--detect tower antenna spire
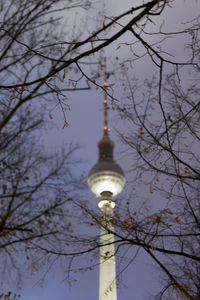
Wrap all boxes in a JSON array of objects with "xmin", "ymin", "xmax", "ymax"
[{"xmin": 103, "ymin": 57, "xmax": 109, "ymax": 136}]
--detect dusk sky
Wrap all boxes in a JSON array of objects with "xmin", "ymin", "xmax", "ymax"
[
  {"xmin": 16, "ymin": 88, "xmax": 160, "ymax": 300},
  {"xmin": 2, "ymin": 0, "xmax": 200, "ymax": 299}
]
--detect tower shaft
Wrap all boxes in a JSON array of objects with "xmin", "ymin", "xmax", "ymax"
[{"xmin": 99, "ymin": 195, "xmax": 117, "ymax": 300}]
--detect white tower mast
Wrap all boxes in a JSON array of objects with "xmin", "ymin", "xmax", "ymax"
[{"xmin": 88, "ymin": 58, "xmax": 125, "ymax": 300}]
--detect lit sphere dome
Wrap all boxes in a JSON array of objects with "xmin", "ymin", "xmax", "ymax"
[
  {"xmin": 88, "ymin": 162, "xmax": 125, "ymax": 197},
  {"xmin": 88, "ymin": 135, "xmax": 125, "ymax": 197}
]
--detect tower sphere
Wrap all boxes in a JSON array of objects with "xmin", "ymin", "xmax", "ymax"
[{"xmin": 88, "ymin": 134, "xmax": 125, "ymax": 198}]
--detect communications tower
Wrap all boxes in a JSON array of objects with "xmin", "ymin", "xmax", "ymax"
[{"xmin": 88, "ymin": 59, "xmax": 125, "ymax": 300}]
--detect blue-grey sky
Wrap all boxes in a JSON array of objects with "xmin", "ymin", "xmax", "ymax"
[
  {"xmin": 15, "ymin": 87, "xmax": 160, "ymax": 300},
  {"xmin": 4, "ymin": 0, "xmax": 200, "ymax": 299}
]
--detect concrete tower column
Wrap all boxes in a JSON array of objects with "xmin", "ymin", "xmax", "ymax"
[{"xmin": 99, "ymin": 192, "xmax": 117, "ymax": 300}]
